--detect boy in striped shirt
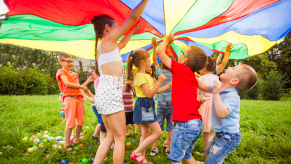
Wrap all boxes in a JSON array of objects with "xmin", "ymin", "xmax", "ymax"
[{"xmin": 123, "ymin": 81, "xmax": 137, "ymax": 136}]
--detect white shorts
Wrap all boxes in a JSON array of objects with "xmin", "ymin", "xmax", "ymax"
[{"xmin": 95, "ymin": 75, "xmax": 124, "ymax": 115}]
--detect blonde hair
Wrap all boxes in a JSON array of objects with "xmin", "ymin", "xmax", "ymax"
[
  {"xmin": 126, "ymin": 50, "xmax": 150, "ymax": 81},
  {"xmin": 236, "ymin": 64, "xmax": 258, "ymax": 92},
  {"xmin": 58, "ymin": 52, "xmax": 72, "ymax": 61}
]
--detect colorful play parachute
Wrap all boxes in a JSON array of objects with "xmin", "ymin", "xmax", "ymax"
[{"xmin": 1, "ymin": 0, "xmax": 291, "ymax": 63}]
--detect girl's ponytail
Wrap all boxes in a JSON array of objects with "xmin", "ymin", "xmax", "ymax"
[
  {"xmin": 94, "ymin": 34, "xmax": 100, "ymax": 76},
  {"xmin": 126, "ymin": 51, "xmax": 134, "ymax": 81}
]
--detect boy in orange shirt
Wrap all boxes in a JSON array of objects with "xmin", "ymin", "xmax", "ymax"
[{"xmin": 56, "ymin": 52, "xmax": 87, "ymax": 153}]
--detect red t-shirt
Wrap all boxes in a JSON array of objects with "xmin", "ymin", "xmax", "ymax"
[
  {"xmin": 56, "ymin": 69, "xmax": 81, "ymax": 99},
  {"xmin": 169, "ymin": 60, "xmax": 202, "ymax": 121}
]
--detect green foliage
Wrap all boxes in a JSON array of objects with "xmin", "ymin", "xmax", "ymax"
[
  {"xmin": 261, "ymin": 70, "xmax": 288, "ymax": 100},
  {"xmin": 0, "ymin": 67, "xmax": 59, "ymax": 95},
  {"xmin": 0, "ymin": 95, "xmax": 291, "ymax": 163},
  {"xmin": 239, "ymin": 79, "xmax": 261, "ymax": 100}
]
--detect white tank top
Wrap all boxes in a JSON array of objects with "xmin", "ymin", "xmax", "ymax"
[{"xmin": 98, "ymin": 38, "xmax": 122, "ymax": 74}]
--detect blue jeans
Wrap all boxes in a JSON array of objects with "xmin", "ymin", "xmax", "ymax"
[
  {"xmin": 92, "ymin": 105, "xmax": 102, "ymax": 124},
  {"xmin": 157, "ymin": 101, "xmax": 174, "ymax": 132},
  {"xmin": 205, "ymin": 132, "xmax": 241, "ymax": 164},
  {"xmin": 168, "ymin": 119, "xmax": 202, "ymax": 162}
]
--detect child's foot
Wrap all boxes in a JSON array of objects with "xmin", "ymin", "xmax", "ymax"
[
  {"xmin": 149, "ymin": 148, "xmax": 159, "ymax": 156},
  {"xmin": 63, "ymin": 144, "xmax": 76, "ymax": 153},
  {"xmin": 73, "ymin": 140, "xmax": 84, "ymax": 147},
  {"xmin": 91, "ymin": 135, "xmax": 100, "ymax": 143},
  {"xmin": 134, "ymin": 131, "xmax": 138, "ymax": 135},
  {"xmin": 196, "ymin": 152, "xmax": 207, "ymax": 158},
  {"xmin": 163, "ymin": 141, "xmax": 168, "ymax": 147},
  {"xmin": 126, "ymin": 133, "xmax": 130, "ymax": 137},
  {"xmin": 103, "ymin": 154, "xmax": 108, "ymax": 161},
  {"xmin": 130, "ymin": 151, "xmax": 152, "ymax": 164},
  {"xmin": 165, "ymin": 149, "xmax": 170, "ymax": 156}
]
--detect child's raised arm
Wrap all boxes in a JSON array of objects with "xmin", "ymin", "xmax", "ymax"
[
  {"xmin": 152, "ymin": 37, "xmax": 159, "ymax": 68},
  {"xmin": 140, "ymin": 74, "xmax": 167, "ymax": 98},
  {"xmin": 156, "ymin": 33, "xmax": 175, "ymax": 70},
  {"xmin": 156, "ymin": 81, "xmax": 172, "ymax": 94},
  {"xmin": 60, "ymin": 75, "xmax": 87, "ymax": 90},
  {"xmin": 118, "ymin": 24, "xmax": 141, "ymax": 50},
  {"xmin": 107, "ymin": 0, "xmax": 149, "ymax": 43},
  {"xmin": 212, "ymin": 81, "xmax": 230, "ymax": 119},
  {"xmin": 216, "ymin": 43, "xmax": 233, "ymax": 74}
]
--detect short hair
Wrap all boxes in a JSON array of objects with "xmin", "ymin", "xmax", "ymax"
[
  {"xmin": 205, "ymin": 56, "xmax": 216, "ymax": 72},
  {"xmin": 162, "ymin": 55, "xmax": 176, "ymax": 70},
  {"xmin": 186, "ymin": 46, "xmax": 207, "ymax": 72},
  {"xmin": 236, "ymin": 64, "xmax": 258, "ymax": 92},
  {"xmin": 87, "ymin": 71, "xmax": 95, "ymax": 78},
  {"xmin": 125, "ymin": 82, "xmax": 132, "ymax": 92},
  {"xmin": 58, "ymin": 52, "xmax": 72, "ymax": 61}
]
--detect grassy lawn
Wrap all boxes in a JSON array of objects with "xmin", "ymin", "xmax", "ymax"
[{"xmin": 0, "ymin": 95, "xmax": 290, "ymax": 164}]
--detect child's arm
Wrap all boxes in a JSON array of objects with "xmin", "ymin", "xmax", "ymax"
[
  {"xmin": 166, "ymin": 44, "xmax": 173, "ymax": 57},
  {"xmin": 130, "ymin": 81, "xmax": 137, "ymax": 95},
  {"xmin": 118, "ymin": 24, "xmax": 141, "ymax": 50},
  {"xmin": 156, "ymin": 33, "xmax": 175, "ymax": 70},
  {"xmin": 140, "ymin": 74, "xmax": 167, "ymax": 98},
  {"xmin": 107, "ymin": 0, "xmax": 149, "ymax": 42},
  {"xmin": 197, "ymin": 78, "xmax": 211, "ymax": 92},
  {"xmin": 216, "ymin": 43, "xmax": 233, "ymax": 74},
  {"xmin": 156, "ymin": 81, "xmax": 172, "ymax": 94},
  {"xmin": 82, "ymin": 76, "xmax": 94, "ymax": 86},
  {"xmin": 152, "ymin": 37, "xmax": 159, "ymax": 68},
  {"xmin": 80, "ymin": 89, "xmax": 94, "ymax": 104},
  {"xmin": 85, "ymin": 89, "xmax": 95, "ymax": 98},
  {"xmin": 60, "ymin": 75, "xmax": 87, "ymax": 90},
  {"xmin": 212, "ymin": 81, "xmax": 230, "ymax": 119}
]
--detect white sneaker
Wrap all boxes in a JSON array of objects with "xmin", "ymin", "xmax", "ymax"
[{"xmin": 150, "ymin": 148, "xmax": 159, "ymax": 156}]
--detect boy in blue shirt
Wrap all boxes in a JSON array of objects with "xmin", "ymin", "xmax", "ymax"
[{"xmin": 199, "ymin": 64, "xmax": 258, "ymax": 164}]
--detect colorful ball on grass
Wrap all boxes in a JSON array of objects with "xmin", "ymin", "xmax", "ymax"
[
  {"xmin": 44, "ymin": 131, "xmax": 49, "ymax": 134},
  {"xmin": 132, "ymin": 141, "xmax": 136, "ymax": 144},
  {"xmin": 82, "ymin": 158, "xmax": 89, "ymax": 163},
  {"xmin": 52, "ymin": 145, "xmax": 58, "ymax": 149},
  {"xmin": 32, "ymin": 146, "xmax": 38, "ymax": 151},
  {"xmin": 32, "ymin": 142, "xmax": 38, "ymax": 146},
  {"xmin": 27, "ymin": 148, "xmax": 34, "ymax": 153},
  {"xmin": 79, "ymin": 136, "xmax": 84, "ymax": 140},
  {"xmin": 43, "ymin": 139, "xmax": 48, "ymax": 143},
  {"xmin": 25, "ymin": 133, "xmax": 30, "ymax": 137},
  {"xmin": 22, "ymin": 140, "xmax": 28, "ymax": 144},
  {"xmin": 41, "ymin": 137, "xmax": 46, "ymax": 141},
  {"xmin": 46, "ymin": 154, "xmax": 51, "ymax": 160},
  {"xmin": 43, "ymin": 135, "xmax": 49, "ymax": 138},
  {"xmin": 59, "ymin": 131, "xmax": 63, "ymax": 134},
  {"xmin": 39, "ymin": 145, "xmax": 44, "ymax": 148},
  {"xmin": 73, "ymin": 146, "xmax": 79, "ymax": 151},
  {"xmin": 61, "ymin": 159, "xmax": 68, "ymax": 164},
  {"xmin": 91, "ymin": 158, "xmax": 94, "ymax": 163},
  {"xmin": 80, "ymin": 133, "xmax": 84, "ymax": 136},
  {"xmin": 126, "ymin": 142, "xmax": 131, "ymax": 147},
  {"xmin": 88, "ymin": 146, "xmax": 93, "ymax": 150},
  {"xmin": 0, "ymin": 152, "xmax": 2, "ymax": 155},
  {"xmin": 31, "ymin": 136, "xmax": 37, "ymax": 140}
]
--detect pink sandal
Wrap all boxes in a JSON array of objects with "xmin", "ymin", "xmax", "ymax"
[{"xmin": 130, "ymin": 151, "xmax": 152, "ymax": 164}]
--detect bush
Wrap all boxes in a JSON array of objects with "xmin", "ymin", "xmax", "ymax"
[
  {"xmin": 0, "ymin": 67, "xmax": 59, "ymax": 95},
  {"xmin": 261, "ymin": 69, "xmax": 288, "ymax": 100},
  {"xmin": 239, "ymin": 78, "xmax": 261, "ymax": 100}
]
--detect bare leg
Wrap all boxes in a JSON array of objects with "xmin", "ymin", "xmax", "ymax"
[
  {"xmin": 126, "ymin": 125, "xmax": 129, "ymax": 135},
  {"xmin": 132, "ymin": 124, "xmax": 136, "ymax": 133},
  {"xmin": 61, "ymin": 116, "xmax": 65, "ymax": 124},
  {"xmin": 152, "ymin": 139, "xmax": 158, "ymax": 150},
  {"xmin": 93, "ymin": 124, "xmax": 101, "ymax": 137},
  {"xmin": 203, "ymin": 130, "xmax": 213, "ymax": 157},
  {"xmin": 73, "ymin": 125, "xmax": 82, "ymax": 143},
  {"xmin": 64, "ymin": 127, "xmax": 75, "ymax": 152},
  {"xmin": 166, "ymin": 131, "xmax": 173, "ymax": 152},
  {"xmin": 100, "ymin": 131, "xmax": 106, "ymax": 143},
  {"xmin": 137, "ymin": 124, "xmax": 142, "ymax": 134},
  {"xmin": 94, "ymin": 111, "xmax": 126, "ymax": 164},
  {"xmin": 184, "ymin": 156, "xmax": 201, "ymax": 164},
  {"xmin": 133, "ymin": 122, "xmax": 162, "ymax": 162}
]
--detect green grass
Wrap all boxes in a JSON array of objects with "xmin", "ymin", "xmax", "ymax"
[{"xmin": 0, "ymin": 95, "xmax": 290, "ymax": 164}]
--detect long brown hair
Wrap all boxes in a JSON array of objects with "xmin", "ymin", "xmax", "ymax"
[
  {"xmin": 91, "ymin": 15, "xmax": 115, "ymax": 76},
  {"xmin": 205, "ymin": 56, "xmax": 217, "ymax": 72},
  {"xmin": 126, "ymin": 50, "xmax": 150, "ymax": 81}
]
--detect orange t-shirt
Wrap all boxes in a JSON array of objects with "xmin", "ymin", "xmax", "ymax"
[{"xmin": 56, "ymin": 69, "xmax": 81, "ymax": 98}]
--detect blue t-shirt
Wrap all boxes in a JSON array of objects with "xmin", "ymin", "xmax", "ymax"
[
  {"xmin": 209, "ymin": 85, "xmax": 240, "ymax": 133},
  {"xmin": 155, "ymin": 65, "xmax": 172, "ymax": 102}
]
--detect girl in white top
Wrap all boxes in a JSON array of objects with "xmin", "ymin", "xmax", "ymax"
[{"xmin": 91, "ymin": 1, "xmax": 149, "ymax": 163}]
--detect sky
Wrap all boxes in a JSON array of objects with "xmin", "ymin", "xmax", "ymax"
[{"xmin": 0, "ymin": 0, "xmax": 9, "ymax": 18}]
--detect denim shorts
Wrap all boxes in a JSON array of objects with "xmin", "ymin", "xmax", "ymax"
[
  {"xmin": 168, "ymin": 119, "xmax": 202, "ymax": 162},
  {"xmin": 92, "ymin": 105, "xmax": 102, "ymax": 124},
  {"xmin": 157, "ymin": 101, "xmax": 174, "ymax": 132},
  {"xmin": 133, "ymin": 97, "xmax": 157, "ymax": 124},
  {"xmin": 205, "ymin": 132, "xmax": 241, "ymax": 164}
]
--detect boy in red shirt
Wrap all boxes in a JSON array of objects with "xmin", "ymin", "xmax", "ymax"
[
  {"xmin": 157, "ymin": 34, "xmax": 207, "ymax": 164},
  {"xmin": 56, "ymin": 52, "xmax": 87, "ymax": 153}
]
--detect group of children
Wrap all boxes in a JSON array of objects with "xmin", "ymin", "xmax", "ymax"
[{"xmin": 55, "ymin": 0, "xmax": 258, "ymax": 163}]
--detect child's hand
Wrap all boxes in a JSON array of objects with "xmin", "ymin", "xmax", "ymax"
[
  {"xmin": 80, "ymin": 89, "xmax": 85, "ymax": 96},
  {"xmin": 151, "ymin": 37, "xmax": 158, "ymax": 48},
  {"xmin": 165, "ymin": 33, "xmax": 175, "ymax": 44},
  {"xmin": 88, "ymin": 76, "xmax": 95, "ymax": 82},
  {"xmin": 132, "ymin": 22, "xmax": 142, "ymax": 32},
  {"xmin": 81, "ymin": 85, "xmax": 88, "ymax": 90},
  {"xmin": 212, "ymin": 80, "xmax": 222, "ymax": 95},
  {"xmin": 58, "ymin": 96, "xmax": 63, "ymax": 102},
  {"xmin": 158, "ymin": 74, "xmax": 167, "ymax": 84},
  {"xmin": 225, "ymin": 43, "xmax": 233, "ymax": 54},
  {"xmin": 166, "ymin": 44, "xmax": 170, "ymax": 50}
]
